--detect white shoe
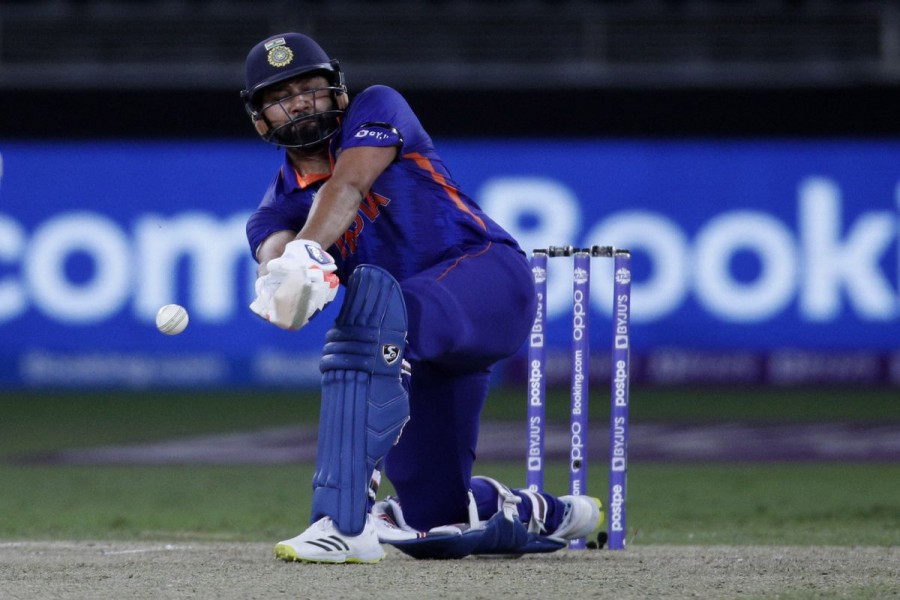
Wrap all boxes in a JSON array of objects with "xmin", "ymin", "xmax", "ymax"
[
  {"xmin": 549, "ymin": 495, "xmax": 604, "ymax": 541},
  {"xmin": 274, "ymin": 515, "xmax": 385, "ymax": 564}
]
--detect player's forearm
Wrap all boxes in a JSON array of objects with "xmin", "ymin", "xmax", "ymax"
[
  {"xmin": 296, "ymin": 179, "xmax": 363, "ymax": 248},
  {"xmin": 257, "ymin": 230, "xmax": 297, "ymax": 277},
  {"xmin": 295, "ymin": 146, "xmax": 396, "ymax": 249}
]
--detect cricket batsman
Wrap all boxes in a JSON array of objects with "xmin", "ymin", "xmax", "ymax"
[{"xmin": 242, "ymin": 32, "xmax": 603, "ymax": 563}]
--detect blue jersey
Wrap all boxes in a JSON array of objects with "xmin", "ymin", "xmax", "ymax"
[{"xmin": 246, "ymin": 85, "xmax": 523, "ymax": 282}]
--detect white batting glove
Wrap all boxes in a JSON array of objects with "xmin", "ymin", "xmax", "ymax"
[
  {"xmin": 250, "ymin": 239, "xmax": 340, "ymax": 331},
  {"xmin": 249, "ymin": 272, "xmax": 281, "ymax": 321}
]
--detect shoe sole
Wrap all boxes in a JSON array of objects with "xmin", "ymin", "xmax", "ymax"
[
  {"xmin": 592, "ymin": 497, "xmax": 606, "ymax": 533},
  {"xmin": 274, "ymin": 542, "xmax": 385, "ymax": 564}
]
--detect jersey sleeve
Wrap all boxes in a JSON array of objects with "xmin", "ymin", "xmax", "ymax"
[
  {"xmin": 338, "ymin": 86, "xmax": 428, "ymax": 153},
  {"xmin": 245, "ymin": 175, "xmax": 300, "ymax": 262}
]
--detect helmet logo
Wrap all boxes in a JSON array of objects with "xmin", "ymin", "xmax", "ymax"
[{"xmin": 264, "ymin": 38, "xmax": 294, "ymax": 68}]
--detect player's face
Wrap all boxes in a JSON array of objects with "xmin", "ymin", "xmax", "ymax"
[
  {"xmin": 259, "ymin": 75, "xmax": 336, "ymax": 145},
  {"xmin": 260, "ymin": 75, "xmax": 334, "ymax": 121}
]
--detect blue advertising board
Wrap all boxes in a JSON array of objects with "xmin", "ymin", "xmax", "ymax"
[{"xmin": 1, "ymin": 139, "xmax": 898, "ymax": 387}]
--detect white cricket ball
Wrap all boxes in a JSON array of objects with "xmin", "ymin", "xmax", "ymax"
[{"xmin": 156, "ymin": 304, "xmax": 189, "ymax": 335}]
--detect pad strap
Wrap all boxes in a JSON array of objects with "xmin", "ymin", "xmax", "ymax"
[{"xmin": 518, "ymin": 489, "xmax": 549, "ymax": 534}]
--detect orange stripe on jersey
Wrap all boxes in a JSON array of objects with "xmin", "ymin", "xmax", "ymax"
[
  {"xmin": 404, "ymin": 152, "xmax": 486, "ymax": 230},
  {"xmin": 294, "ymin": 169, "xmax": 331, "ymax": 189},
  {"xmin": 436, "ymin": 242, "xmax": 492, "ymax": 281}
]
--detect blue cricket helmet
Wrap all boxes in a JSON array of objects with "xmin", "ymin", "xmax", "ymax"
[
  {"xmin": 240, "ymin": 33, "xmax": 347, "ymax": 149},
  {"xmin": 241, "ymin": 33, "xmax": 343, "ymax": 108}
]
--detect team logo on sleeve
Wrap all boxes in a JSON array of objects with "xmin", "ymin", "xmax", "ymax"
[
  {"xmin": 265, "ymin": 38, "xmax": 294, "ymax": 68},
  {"xmin": 350, "ymin": 123, "xmax": 403, "ymax": 146}
]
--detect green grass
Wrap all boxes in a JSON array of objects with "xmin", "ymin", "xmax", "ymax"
[
  {"xmin": 625, "ymin": 463, "xmax": 900, "ymax": 545},
  {"xmin": 0, "ymin": 465, "xmax": 303, "ymax": 541},
  {"xmin": 3, "ymin": 385, "xmax": 898, "ymax": 458},
  {"xmin": 0, "ymin": 390, "xmax": 311, "ymax": 458},
  {"xmin": 0, "ymin": 387, "xmax": 898, "ymax": 545},
  {"xmin": 2, "ymin": 463, "xmax": 897, "ymax": 545}
]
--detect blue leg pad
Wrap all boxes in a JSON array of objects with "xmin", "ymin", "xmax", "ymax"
[
  {"xmin": 388, "ymin": 531, "xmax": 485, "ymax": 560},
  {"xmin": 386, "ymin": 488, "xmax": 530, "ymax": 559},
  {"xmin": 311, "ymin": 265, "xmax": 409, "ymax": 536},
  {"xmin": 471, "ymin": 511, "xmax": 529, "ymax": 555},
  {"xmin": 515, "ymin": 534, "xmax": 567, "ymax": 554},
  {"xmin": 386, "ymin": 516, "xmax": 565, "ymax": 559}
]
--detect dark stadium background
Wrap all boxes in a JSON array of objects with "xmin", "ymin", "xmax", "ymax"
[{"xmin": 3, "ymin": 0, "xmax": 900, "ymax": 140}]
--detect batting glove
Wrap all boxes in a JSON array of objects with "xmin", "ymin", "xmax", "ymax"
[{"xmin": 250, "ymin": 239, "xmax": 340, "ymax": 331}]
